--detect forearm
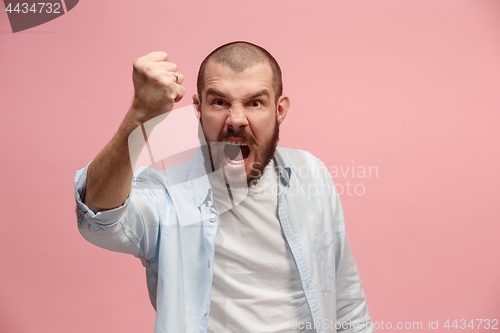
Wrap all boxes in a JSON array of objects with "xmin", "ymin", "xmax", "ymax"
[{"xmin": 84, "ymin": 109, "xmax": 144, "ymax": 212}]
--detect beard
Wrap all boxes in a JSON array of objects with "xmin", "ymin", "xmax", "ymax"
[
  {"xmin": 198, "ymin": 117, "xmax": 280, "ymax": 189},
  {"xmin": 247, "ymin": 121, "xmax": 279, "ymax": 187}
]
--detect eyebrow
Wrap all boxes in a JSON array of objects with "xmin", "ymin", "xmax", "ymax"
[
  {"xmin": 205, "ymin": 88, "xmax": 226, "ymax": 99},
  {"xmin": 249, "ymin": 90, "xmax": 270, "ymax": 100},
  {"xmin": 205, "ymin": 89, "xmax": 270, "ymax": 100}
]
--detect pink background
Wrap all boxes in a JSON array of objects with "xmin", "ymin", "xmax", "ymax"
[{"xmin": 1, "ymin": 0, "xmax": 500, "ymax": 332}]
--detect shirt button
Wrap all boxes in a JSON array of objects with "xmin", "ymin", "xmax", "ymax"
[
  {"xmin": 210, "ymin": 216, "xmax": 216, "ymax": 223},
  {"xmin": 197, "ymin": 199, "xmax": 202, "ymax": 205},
  {"xmin": 203, "ymin": 310, "xmax": 207, "ymax": 316},
  {"xmin": 207, "ymin": 261, "xmax": 210, "ymax": 268}
]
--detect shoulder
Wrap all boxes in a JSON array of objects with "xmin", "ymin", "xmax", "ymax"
[
  {"xmin": 276, "ymin": 146, "xmax": 327, "ymax": 170},
  {"xmin": 275, "ymin": 147, "xmax": 332, "ymax": 187}
]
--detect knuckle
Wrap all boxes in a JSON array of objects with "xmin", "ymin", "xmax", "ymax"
[
  {"xmin": 155, "ymin": 77, "xmax": 174, "ymax": 91},
  {"xmin": 133, "ymin": 58, "xmax": 142, "ymax": 71},
  {"xmin": 142, "ymin": 63, "xmax": 154, "ymax": 75},
  {"xmin": 151, "ymin": 72, "xmax": 164, "ymax": 83}
]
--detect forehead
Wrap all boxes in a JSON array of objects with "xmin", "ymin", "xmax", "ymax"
[{"xmin": 202, "ymin": 61, "xmax": 275, "ymax": 99}]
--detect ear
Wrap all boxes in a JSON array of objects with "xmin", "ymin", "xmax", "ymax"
[
  {"xmin": 276, "ymin": 95, "xmax": 290, "ymax": 125},
  {"xmin": 193, "ymin": 94, "xmax": 201, "ymax": 119}
]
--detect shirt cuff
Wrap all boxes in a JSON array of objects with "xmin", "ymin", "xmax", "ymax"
[{"xmin": 74, "ymin": 161, "xmax": 130, "ymax": 229}]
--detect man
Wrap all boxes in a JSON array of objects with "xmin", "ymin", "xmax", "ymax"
[{"xmin": 75, "ymin": 41, "xmax": 374, "ymax": 333}]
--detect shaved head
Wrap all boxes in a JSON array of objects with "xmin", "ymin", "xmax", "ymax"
[{"xmin": 197, "ymin": 41, "xmax": 283, "ymax": 103}]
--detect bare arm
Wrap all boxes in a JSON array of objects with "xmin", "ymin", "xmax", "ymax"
[{"xmin": 84, "ymin": 51, "xmax": 185, "ymax": 212}]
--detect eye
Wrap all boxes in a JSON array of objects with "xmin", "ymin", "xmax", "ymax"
[
  {"xmin": 249, "ymin": 100, "xmax": 262, "ymax": 107},
  {"xmin": 212, "ymin": 98, "xmax": 226, "ymax": 107}
]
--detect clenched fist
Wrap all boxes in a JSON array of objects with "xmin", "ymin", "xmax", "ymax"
[{"xmin": 130, "ymin": 51, "xmax": 185, "ymax": 123}]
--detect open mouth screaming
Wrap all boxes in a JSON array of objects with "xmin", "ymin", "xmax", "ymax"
[{"xmin": 224, "ymin": 140, "xmax": 251, "ymax": 165}]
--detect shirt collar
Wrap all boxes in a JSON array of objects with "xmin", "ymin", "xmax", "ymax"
[{"xmin": 273, "ymin": 148, "xmax": 292, "ymax": 187}]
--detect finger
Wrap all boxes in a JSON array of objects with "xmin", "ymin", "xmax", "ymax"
[
  {"xmin": 143, "ymin": 61, "xmax": 178, "ymax": 74},
  {"xmin": 146, "ymin": 69, "xmax": 183, "ymax": 86},
  {"xmin": 133, "ymin": 52, "xmax": 169, "ymax": 72},
  {"xmin": 141, "ymin": 51, "xmax": 169, "ymax": 62},
  {"xmin": 172, "ymin": 72, "xmax": 184, "ymax": 85},
  {"xmin": 174, "ymin": 85, "xmax": 186, "ymax": 103}
]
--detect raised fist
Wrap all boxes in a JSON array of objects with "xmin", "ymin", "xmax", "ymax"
[{"xmin": 131, "ymin": 51, "xmax": 185, "ymax": 123}]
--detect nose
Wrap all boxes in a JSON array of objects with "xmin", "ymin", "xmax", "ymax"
[{"xmin": 226, "ymin": 105, "xmax": 248, "ymax": 130}]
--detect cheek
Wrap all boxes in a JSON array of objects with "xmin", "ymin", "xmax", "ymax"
[
  {"xmin": 202, "ymin": 112, "xmax": 227, "ymax": 139},
  {"xmin": 250, "ymin": 117, "xmax": 275, "ymax": 140}
]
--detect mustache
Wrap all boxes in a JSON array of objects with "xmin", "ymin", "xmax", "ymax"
[{"xmin": 217, "ymin": 127, "xmax": 258, "ymax": 147}]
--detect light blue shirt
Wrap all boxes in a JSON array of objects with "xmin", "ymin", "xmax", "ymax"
[{"xmin": 74, "ymin": 147, "xmax": 374, "ymax": 333}]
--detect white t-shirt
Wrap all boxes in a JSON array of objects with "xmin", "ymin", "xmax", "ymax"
[{"xmin": 207, "ymin": 161, "xmax": 314, "ymax": 333}]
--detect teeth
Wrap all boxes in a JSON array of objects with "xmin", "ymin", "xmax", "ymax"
[
  {"xmin": 226, "ymin": 140, "xmax": 247, "ymax": 146},
  {"xmin": 226, "ymin": 150, "xmax": 247, "ymax": 164},
  {"xmin": 227, "ymin": 157, "xmax": 246, "ymax": 165}
]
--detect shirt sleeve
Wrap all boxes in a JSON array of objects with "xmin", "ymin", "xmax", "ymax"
[
  {"xmin": 335, "ymin": 236, "xmax": 374, "ymax": 332},
  {"xmin": 74, "ymin": 162, "xmax": 163, "ymax": 265},
  {"xmin": 332, "ymin": 189, "xmax": 374, "ymax": 332},
  {"xmin": 313, "ymin": 155, "xmax": 374, "ymax": 332}
]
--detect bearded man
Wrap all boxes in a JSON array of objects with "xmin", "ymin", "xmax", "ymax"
[{"xmin": 74, "ymin": 41, "xmax": 374, "ymax": 333}]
